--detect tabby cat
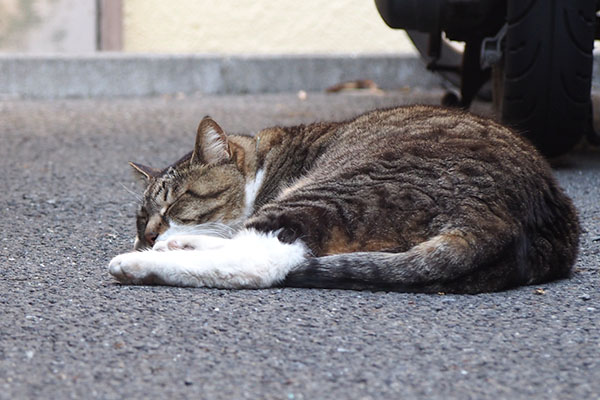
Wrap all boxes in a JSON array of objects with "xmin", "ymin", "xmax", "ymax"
[{"xmin": 109, "ymin": 105, "xmax": 580, "ymax": 293}]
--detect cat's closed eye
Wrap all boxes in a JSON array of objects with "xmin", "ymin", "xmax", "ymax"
[{"xmin": 168, "ymin": 200, "xmax": 220, "ymax": 223}]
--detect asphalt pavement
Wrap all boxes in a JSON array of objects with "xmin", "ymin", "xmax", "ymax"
[{"xmin": 1, "ymin": 90, "xmax": 599, "ymax": 399}]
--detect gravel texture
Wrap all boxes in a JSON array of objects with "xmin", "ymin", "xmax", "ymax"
[{"xmin": 1, "ymin": 91, "xmax": 599, "ymax": 399}]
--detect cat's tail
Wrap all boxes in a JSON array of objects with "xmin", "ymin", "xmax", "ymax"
[{"xmin": 284, "ymin": 230, "xmax": 525, "ymax": 293}]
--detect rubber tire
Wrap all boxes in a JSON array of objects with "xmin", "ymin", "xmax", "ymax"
[{"xmin": 500, "ymin": 0, "xmax": 596, "ymax": 157}]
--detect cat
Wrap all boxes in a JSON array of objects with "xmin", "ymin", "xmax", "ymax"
[{"xmin": 109, "ymin": 105, "xmax": 580, "ymax": 293}]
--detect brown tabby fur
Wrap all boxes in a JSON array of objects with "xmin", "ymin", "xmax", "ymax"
[{"xmin": 130, "ymin": 105, "xmax": 580, "ymax": 293}]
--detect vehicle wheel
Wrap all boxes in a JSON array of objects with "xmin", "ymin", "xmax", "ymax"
[{"xmin": 499, "ymin": 0, "xmax": 597, "ymax": 157}]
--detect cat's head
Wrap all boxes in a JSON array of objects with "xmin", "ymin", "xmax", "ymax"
[{"xmin": 129, "ymin": 117, "xmax": 249, "ymax": 250}]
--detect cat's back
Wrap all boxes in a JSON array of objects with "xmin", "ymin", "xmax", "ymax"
[
  {"xmin": 328, "ymin": 105, "xmax": 535, "ymax": 163},
  {"xmin": 313, "ymin": 105, "xmax": 551, "ymax": 194}
]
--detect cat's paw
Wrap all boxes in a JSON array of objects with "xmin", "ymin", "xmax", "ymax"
[
  {"xmin": 153, "ymin": 235, "xmax": 227, "ymax": 252},
  {"xmin": 109, "ymin": 252, "xmax": 161, "ymax": 285},
  {"xmin": 152, "ymin": 239, "xmax": 185, "ymax": 252}
]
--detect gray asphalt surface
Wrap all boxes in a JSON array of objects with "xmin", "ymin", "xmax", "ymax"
[{"xmin": 1, "ymin": 90, "xmax": 599, "ymax": 400}]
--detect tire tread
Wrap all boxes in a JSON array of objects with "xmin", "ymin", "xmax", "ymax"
[{"xmin": 501, "ymin": 0, "xmax": 595, "ymax": 157}]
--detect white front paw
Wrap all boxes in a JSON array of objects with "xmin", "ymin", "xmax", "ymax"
[
  {"xmin": 152, "ymin": 240, "xmax": 170, "ymax": 252},
  {"xmin": 152, "ymin": 238, "xmax": 189, "ymax": 251},
  {"xmin": 109, "ymin": 252, "xmax": 160, "ymax": 285},
  {"xmin": 153, "ymin": 235, "xmax": 227, "ymax": 252}
]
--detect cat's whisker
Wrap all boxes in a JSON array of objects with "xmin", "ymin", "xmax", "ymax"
[
  {"xmin": 157, "ymin": 221, "xmax": 237, "ymax": 242},
  {"xmin": 184, "ymin": 222, "xmax": 236, "ymax": 239},
  {"xmin": 119, "ymin": 183, "xmax": 142, "ymax": 202}
]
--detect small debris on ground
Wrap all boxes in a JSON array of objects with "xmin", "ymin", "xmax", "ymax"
[
  {"xmin": 297, "ymin": 90, "xmax": 307, "ymax": 100},
  {"xmin": 325, "ymin": 79, "xmax": 382, "ymax": 94}
]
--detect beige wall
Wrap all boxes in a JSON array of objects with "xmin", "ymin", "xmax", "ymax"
[
  {"xmin": 123, "ymin": 0, "xmax": 416, "ymax": 54},
  {"xmin": 0, "ymin": 0, "xmax": 96, "ymax": 53}
]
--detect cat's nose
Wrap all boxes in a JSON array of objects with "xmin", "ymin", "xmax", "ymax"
[{"xmin": 145, "ymin": 231, "xmax": 159, "ymax": 246}]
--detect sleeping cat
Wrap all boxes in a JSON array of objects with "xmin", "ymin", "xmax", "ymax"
[{"xmin": 109, "ymin": 105, "xmax": 580, "ymax": 293}]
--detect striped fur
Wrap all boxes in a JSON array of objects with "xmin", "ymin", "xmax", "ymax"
[{"xmin": 116, "ymin": 106, "xmax": 580, "ymax": 293}]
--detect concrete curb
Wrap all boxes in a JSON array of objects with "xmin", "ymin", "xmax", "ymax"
[
  {"xmin": 0, "ymin": 54, "xmax": 443, "ymax": 99},
  {"xmin": 1, "ymin": 53, "xmax": 598, "ymax": 99}
]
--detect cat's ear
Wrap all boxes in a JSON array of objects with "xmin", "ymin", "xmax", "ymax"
[
  {"xmin": 129, "ymin": 161, "xmax": 160, "ymax": 181},
  {"xmin": 191, "ymin": 116, "xmax": 231, "ymax": 165}
]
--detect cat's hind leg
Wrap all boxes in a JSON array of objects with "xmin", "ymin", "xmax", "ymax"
[{"xmin": 109, "ymin": 229, "xmax": 308, "ymax": 288}]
